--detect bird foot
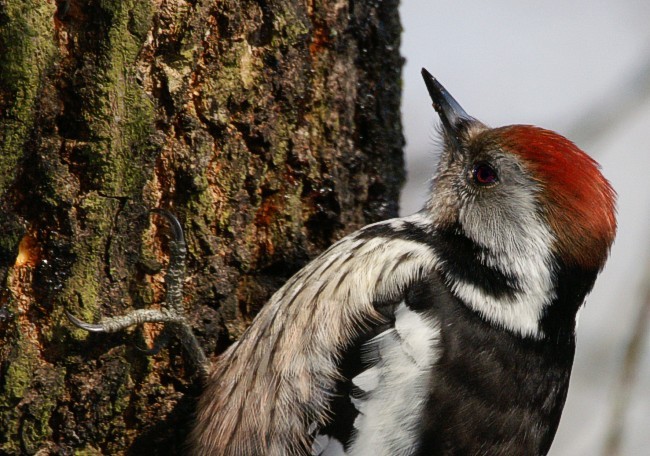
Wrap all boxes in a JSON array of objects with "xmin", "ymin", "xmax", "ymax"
[{"xmin": 66, "ymin": 209, "xmax": 209, "ymax": 378}]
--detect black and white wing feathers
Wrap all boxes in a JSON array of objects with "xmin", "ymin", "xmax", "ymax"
[
  {"xmin": 191, "ymin": 213, "xmax": 440, "ymax": 456},
  {"xmin": 313, "ymin": 297, "xmax": 441, "ymax": 455}
]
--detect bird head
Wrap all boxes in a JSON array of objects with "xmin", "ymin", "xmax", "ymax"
[{"xmin": 422, "ymin": 68, "xmax": 616, "ymax": 273}]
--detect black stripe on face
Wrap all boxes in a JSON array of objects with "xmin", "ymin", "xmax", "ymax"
[
  {"xmin": 355, "ymin": 220, "xmax": 519, "ymax": 300},
  {"xmin": 356, "ymin": 220, "xmax": 436, "ymax": 246},
  {"xmin": 433, "ymin": 224, "xmax": 520, "ymax": 300}
]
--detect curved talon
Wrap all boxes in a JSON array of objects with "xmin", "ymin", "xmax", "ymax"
[
  {"xmin": 66, "ymin": 308, "xmax": 183, "ymax": 333},
  {"xmin": 136, "ymin": 343, "xmax": 164, "ymax": 356},
  {"xmin": 65, "ymin": 310, "xmax": 107, "ymax": 333},
  {"xmin": 65, "ymin": 210, "xmax": 210, "ymax": 377},
  {"xmin": 150, "ymin": 208, "xmax": 187, "ymax": 316},
  {"xmin": 150, "ymin": 209, "xmax": 185, "ymax": 243},
  {"xmin": 136, "ymin": 329, "xmax": 171, "ymax": 355}
]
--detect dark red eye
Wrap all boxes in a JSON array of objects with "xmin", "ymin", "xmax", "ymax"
[{"xmin": 472, "ymin": 163, "xmax": 498, "ymax": 186}]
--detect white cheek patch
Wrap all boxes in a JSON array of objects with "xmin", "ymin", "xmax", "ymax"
[
  {"xmin": 457, "ymin": 191, "xmax": 556, "ymax": 339},
  {"xmin": 347, "ymin": 303, "xmax": 441, "ymax": 456},
  {"xmin": 450, "ymin": 271, "xmax": 553, "ymax": 339}
]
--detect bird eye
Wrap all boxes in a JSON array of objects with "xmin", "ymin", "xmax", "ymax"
[{"xmin": 471, "ymin": 163, "xmax": 498, "ymax": 186}]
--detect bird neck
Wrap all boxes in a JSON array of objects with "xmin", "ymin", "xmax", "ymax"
[
  {"xmin": 539, "ymin": 255, "xmax": 601, "ymax": 344},
  {"xmin": 432, "ymin": 221, "xmax": 555, "ymax": 340}
]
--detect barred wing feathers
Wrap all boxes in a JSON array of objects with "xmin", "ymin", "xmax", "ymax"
[{"xmin": 190, "ymin": 214, "xmax": 439, "ymax": 456}]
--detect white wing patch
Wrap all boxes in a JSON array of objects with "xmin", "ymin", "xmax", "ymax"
[
  {"xmin": 312, "ymin": 434, "xmax": 346, "ymax": 456},
  {"xmin": 347, "ymin": 302, "xmax": 440, "ymax": 456}
]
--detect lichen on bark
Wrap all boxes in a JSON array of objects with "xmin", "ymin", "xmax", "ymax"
[
  {"xmin": 0, "ymin": 0, "xmax": 404, "ymax": 453},
  {"xmin": 0, "ymin": 0, "xmax": 57, "ymax": 195}
]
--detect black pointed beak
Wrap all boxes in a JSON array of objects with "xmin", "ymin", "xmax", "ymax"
[{"xmin": 421, "ymin": 68, "xmax": 474, "ymax": 147}]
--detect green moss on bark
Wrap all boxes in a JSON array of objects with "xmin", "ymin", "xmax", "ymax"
[
  {"xmin": 72, "ymin": 0, "xmax": 156, "ymax": 197},
  {"xmin": 63, "ymin": 193, "xmax": 122, "ymax": 334},
  {"xmin": 0, "ymin": 0, "xmax": 57, "ymax": 195},
  {"xmin": 18, "ymin": 366, "xmax": 65, "ymax": 454},
  {"xmin": 0, "ymin": 333, "xmax": 65, "ymax": 454},
  {"xmin": 1, "ymin": 340, "xmax": 36, "ymax": 406}
]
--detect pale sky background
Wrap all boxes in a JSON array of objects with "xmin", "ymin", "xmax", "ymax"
[{"xmin": 399, "ymin": 1, "xmax": 650, "ymax": 454}]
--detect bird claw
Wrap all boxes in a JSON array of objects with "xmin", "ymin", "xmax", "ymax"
[
  {"xmin": 136, "ymin": 328, "xmax": 171, "ymax": 355},
  {"xmin": 65, "ymin": 210, "xmax": 209, "ymax": 377},
  {"xmin": 65, "ymin": 310, "xmax": 108, "ymax": 333},
  {"xmin": 65, "ymin": 308, "xmax": 183, "ymax": 332}
]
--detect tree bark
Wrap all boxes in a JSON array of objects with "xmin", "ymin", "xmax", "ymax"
[{"xmin": 0, "ymin": 0, "xmax": 403, "ymax": 454}]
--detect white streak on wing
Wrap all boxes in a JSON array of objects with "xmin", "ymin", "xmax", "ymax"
[
  {"xmin": 312, "ymin": 434, "xmax": 346, "ymax": 456},
  {"xmin": 348, "ymin": 303, "xmax": 440, "ymax": 456},
  {"xmin": 394, "ymin": 304, "xmax": 436, "ymax": 367},
  {"xmin": 352, "ymin": 364, "xmax": 381, "ymax": 393}
]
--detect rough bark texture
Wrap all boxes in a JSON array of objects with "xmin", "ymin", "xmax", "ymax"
[{"xmin": 0, "ymin": 0, "xmax": 404, "ymax": 454}]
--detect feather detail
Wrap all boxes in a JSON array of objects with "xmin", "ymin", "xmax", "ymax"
[
  {"xmin": 347, "ymin": 302, "xmax": 440, "ymax": 456},
  {"xmin": 189, "ymin": 215, "xmax": 439, "ymax": 456},
  {"xmin": 495, "ymin": 125, "xmax": 617, "ymax": 269}
]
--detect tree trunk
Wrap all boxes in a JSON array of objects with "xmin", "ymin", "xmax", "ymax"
[{"xmin": 0, "ymin": 0, "xmax": 403, "ymax": 454}]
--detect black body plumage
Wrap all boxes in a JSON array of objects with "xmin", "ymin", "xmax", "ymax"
[{"xmin": 313, "ymin": 218, "xmax": 585, "ymax": 456}]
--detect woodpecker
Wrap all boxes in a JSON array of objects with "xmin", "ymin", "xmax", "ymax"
[
  {"xmin": 68, "ymin": 69, "xmax": 617, "ymax": 455},
  {"xmin": 188, "ymin": 69, "xmax": 616, "ymax": 456}
]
